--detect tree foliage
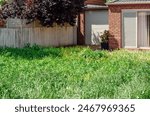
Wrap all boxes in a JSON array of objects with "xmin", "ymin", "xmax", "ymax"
[
  {"xmin": 0, "ymin": 0, "xmax": 6, "ymax": 5},
  {"xmin": 0, "ymin": 0, "xmax": 85, "ymax": 26}
]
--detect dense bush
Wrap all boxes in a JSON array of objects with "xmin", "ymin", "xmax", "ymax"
[
  {"xmin": 0, "ymin": 0, "xmax": 85, "ymax": 26},
  {"xmin": 0, "ymin": 0, "xmax": 5, "ymax": 5}
]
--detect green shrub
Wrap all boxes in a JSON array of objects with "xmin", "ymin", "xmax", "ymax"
[
  {"xmin": 0, "ymin": 0, "xmax": 6, "ymax": 6},
  {"xmin": 100, "ymin": 30, "xmax": 109, "ymax": 43}
]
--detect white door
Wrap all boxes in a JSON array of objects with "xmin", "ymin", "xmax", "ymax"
[
  {"xmin": 123, "ymin": 11, "xmax": 137, "ymax": 48},
  {"xmin": 85, "ymin": 10, "xmax": 108, "ymax": 45}
]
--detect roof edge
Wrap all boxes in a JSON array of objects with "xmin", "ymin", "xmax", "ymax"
[
  {"xmin": 106, "ymin": 1, "xmax": 150, "ymax": 5},
  {"xmin": 84, "ymin": 5, "xmax": 108, "ymax": 10}
]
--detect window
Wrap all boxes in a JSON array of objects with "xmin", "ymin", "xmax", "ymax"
[
  {"xmin": 123, "ymin": 11, "xmax": 137, "ymax": 48},
  {"xmin": 123, "ymin": 10, "xmax": 150, "ymax": 48},
  {"xmin": 138, "ymin": 11, "xmax": 150, "ymax": 48}
]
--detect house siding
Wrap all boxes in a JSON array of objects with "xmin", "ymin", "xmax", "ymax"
[{"xmin": 108, "ymin": 4, "xmax": 150, "ymax": 49}]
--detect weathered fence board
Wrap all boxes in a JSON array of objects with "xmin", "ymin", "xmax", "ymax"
[{"xmin": 0, "ymin": 26, "xmax": 77, "ymax": 48}]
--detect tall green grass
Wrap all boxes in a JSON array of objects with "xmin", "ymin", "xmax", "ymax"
[{"xmin": 0, "ymin": 46, "xmax": 150, "ymax": 99}]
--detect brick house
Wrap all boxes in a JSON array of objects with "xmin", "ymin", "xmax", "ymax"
[
  {"xmin": 3, "ymin": 0, "xmax": 150, "ymax": 49},
  {"xmin": 78, "ymin": 0, "xmax": 109, "ymax": 45},
  {"xmin": 107, "ymin": 0, "xmax": 150, "ymax": 49}
]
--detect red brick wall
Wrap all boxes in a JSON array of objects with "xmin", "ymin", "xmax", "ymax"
[
  {"xmin": 85, "ymin": 0, "xmax": 105, "ymax": 5},
  {"xmin": 77, "ymin": 12, "xmax": 85, "ymax": 45},
  {"xmin": 108, "ymin": 4, "xmax": 150, "ymax": 49}
]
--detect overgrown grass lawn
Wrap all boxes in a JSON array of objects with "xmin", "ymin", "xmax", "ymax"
[{"xmin": 0, "ymin": 46, "xmax": 150, "ymax": 99}]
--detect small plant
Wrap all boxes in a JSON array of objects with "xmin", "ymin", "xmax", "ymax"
[
  {"xmin": 24, "ymin": 43, "xmax": 31, "ymax": 48},
  {"xmin": 100, "ymin": 30, "xmax": 109, "ymax": 43},
  {"xmin": 100, "ymin": 30, "xmax": 109, "ymax": 50}
]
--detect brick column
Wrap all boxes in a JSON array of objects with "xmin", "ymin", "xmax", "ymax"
[
  {"xmin": 77, "ymin": 12, "xmax": 85, "ymax": 45},
  {"xmin": 108, "ymin": 6, "xmax": 122, "ymax": 49}
]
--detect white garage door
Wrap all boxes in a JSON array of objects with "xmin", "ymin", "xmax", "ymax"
[{"xmin": 85, "ymin": 10, "xmax": 108, "ymax": 45}]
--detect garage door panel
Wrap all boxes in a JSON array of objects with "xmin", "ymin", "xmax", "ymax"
[{"xmin": 85, "ymin": 10, "xmax": 108, "ymax": 45}]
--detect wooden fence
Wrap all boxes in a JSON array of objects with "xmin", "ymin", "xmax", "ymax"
[{"xmin": 0, "ymin": 26, "xmax": 77, "ymax": 48}]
